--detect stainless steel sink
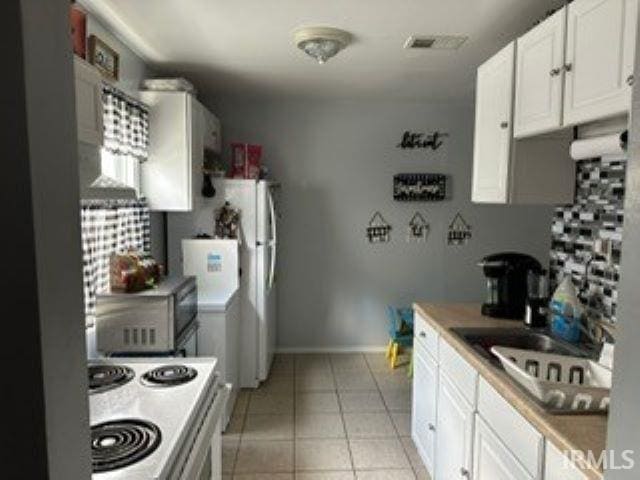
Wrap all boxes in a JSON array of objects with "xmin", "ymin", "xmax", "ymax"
[{"xmin": 450, "ymin": 327, "xmax": 591, "ymax": 366}]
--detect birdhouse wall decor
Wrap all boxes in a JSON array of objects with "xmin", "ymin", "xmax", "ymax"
[
  {"xmin": 448, "ymin": 212, "xmax": 472, "ymax": 246},
  {"xmin": 407, "ymin": 212, "xmax": 430, "ymax": 242},
  {"xmin": 366, "ymin": 211, "xmax": 392, "ymax": 243}
]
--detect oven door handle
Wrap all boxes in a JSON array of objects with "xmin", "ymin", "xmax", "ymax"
[{"xmin": 178, "ymin": 382, "xmax": 230, "ymax": 480}]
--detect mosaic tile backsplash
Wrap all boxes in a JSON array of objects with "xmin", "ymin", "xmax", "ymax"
[{"xmin": 550, "ymin": 156, "xmax": 626, "ymax": 323}]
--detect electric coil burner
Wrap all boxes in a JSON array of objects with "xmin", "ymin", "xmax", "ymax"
[
  {"xmin": 91, "ymin": 419, "xmax": 162, "ymax": 473},
  {"xmin": 89, "ymin": 364, "xmax": 135, "ymax": 394},
  {"xmin": 141, "ymin": 364, "xmax": 198, "ymax": 387}
]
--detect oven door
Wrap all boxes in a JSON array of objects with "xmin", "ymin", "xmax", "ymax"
[
  {"xmin": 178, "ymin": 383, "xmax": 230, "ymax": 480},
  {"xmin": 174, "ymin": 281, "xmax": 198, "ymax": 342}
]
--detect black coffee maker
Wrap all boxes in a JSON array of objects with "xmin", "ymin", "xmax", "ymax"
[{"xmin": 479, "ymin": 252, "xmax": 542, "ymax": 320}]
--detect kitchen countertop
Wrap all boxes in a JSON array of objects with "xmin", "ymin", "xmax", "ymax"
[
  {"xmin": 413, "ymin": 302, "xmax": 607, "ymax": 480},
  {"xmin": 198, "ymin": 287, "xmax": 239, "ymax": 313}
]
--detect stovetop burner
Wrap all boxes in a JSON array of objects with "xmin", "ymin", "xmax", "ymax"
[
  {"xmin": 89, "ymin": 364, "xmax": 135, "ymax": 394},
  {"xmin": 141, "ymin": 364, "xmax": 198, "ymax": 387},
  {"xmin": 91, "ymin": 419, "xmax": 162, "ymax": 473}
]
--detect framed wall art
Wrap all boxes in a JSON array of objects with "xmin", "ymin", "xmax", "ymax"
[{"xmin": 88, "ymin": 34, "xmax": 119, "ymax": 80}]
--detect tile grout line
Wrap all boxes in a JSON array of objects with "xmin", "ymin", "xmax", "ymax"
[
  {"xmin": 374, "ymin": 352, "xmax": 418, "ymax": 480},
  {"xmin": 331, "ymin": 354, "xmax": 356, "ymax": 478}
]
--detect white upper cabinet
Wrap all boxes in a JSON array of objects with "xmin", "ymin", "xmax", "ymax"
[
  {"xmin": 74, "ymin": 57, "xmax": 104, "ymax": 146},
  {"xmin": 140, "ymin": 91, "xmax": 196, "ymax": 211},
  {"xmin": 514, "ymin": 8, "xmax": 567, "ymax": 138},
  {"xmin": 140, "ymin": 91, "xmax": 220, "ymax": 211},
  {"xmin": 563, "ymin": 0, "xmax": 638, "ymax": 126},
  {"xmin": 472, "ymin": 42, "xmax": 515, "ymax": 203}
]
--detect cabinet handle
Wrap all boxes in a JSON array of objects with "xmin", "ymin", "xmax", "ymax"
[
  {"xmin": 428, "ymin": 423, "xmax": 436, "ymax": 431},
  {"xmin": 500, "ymin": 121, "xmax": 509, "ymax": 129},
  {"xmin": 419, "ymin": 331, "xmax": 426, "ymax": 338},
  {"xmin": 550, "ymin": 67, "xmax": 561, "ymax": 77},
  {"xmin": 563, "ymin": 63, "xmax": 573, "ymax": 72},
  {"xmin": 460, "ymin": 468, "xmax": 470, "ymax": 478},
  {"xmin": 627, "ymin": 74, "xmax": 635, "ymax": 86}
]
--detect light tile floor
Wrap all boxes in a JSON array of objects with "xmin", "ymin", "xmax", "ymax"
[{"xmin": 222, "ymin": 352, "xmax": 431, "ymax": 480}]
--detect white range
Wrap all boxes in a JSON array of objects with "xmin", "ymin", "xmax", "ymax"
[{"xmin": 88, "ymin": 358, "xmax": 229, "ymax": 480}]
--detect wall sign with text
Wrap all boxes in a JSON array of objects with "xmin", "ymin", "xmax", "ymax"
[
  {"xmin": 393, "ymin": 173, "xmax": 447, "ymax": 202},
  {"xmin": 397, "ymin": 131, "xmax": 449, "ymax": 151}
]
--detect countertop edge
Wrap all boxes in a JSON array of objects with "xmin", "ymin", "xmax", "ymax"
[{"xmin": 413, "ymin": 302, "xmax": 605, "ymax": 480}]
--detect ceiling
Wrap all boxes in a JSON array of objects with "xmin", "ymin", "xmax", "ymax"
[{"xmin": 81, "ymin": 0, "xmax": 563, "ymax": 101}]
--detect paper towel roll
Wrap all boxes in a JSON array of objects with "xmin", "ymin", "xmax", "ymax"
[{"xmin": 570, "ymin": 131, "xmax": 627, "ymax": 160}]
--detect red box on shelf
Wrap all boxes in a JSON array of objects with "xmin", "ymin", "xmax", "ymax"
[
  {"xmin": 69, "ymin": 5, "xmax": 87, "ymax": 58},
  {"xmin": 230, "ymin": 143, "xmax": 262, "ymax": 179}
]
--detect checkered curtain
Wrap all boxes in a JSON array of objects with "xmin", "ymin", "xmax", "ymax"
[
  {"xmin": 81, "ymin": 199, "xmax": 151, "ymax": 324},
  {"xmin": 102, "ymin": 85, "xmax": 149, "ymax": 161}
]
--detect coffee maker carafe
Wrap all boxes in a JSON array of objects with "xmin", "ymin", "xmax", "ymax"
[{"xmin": 479, "ymin": 253, "xmax": 542, "ymax": 320}]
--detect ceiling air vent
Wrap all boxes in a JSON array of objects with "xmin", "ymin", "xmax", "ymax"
[{"xmin": 404, "ymin": 35, "xmax": 468, "ymax": 50}]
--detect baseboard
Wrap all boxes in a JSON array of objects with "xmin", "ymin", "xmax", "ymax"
[{"xmin": 276, "ymin": 346, "xmax": 387, "ymax": 354}]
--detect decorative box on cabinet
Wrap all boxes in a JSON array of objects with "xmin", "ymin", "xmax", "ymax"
[
  {"xmin": 472, "ymin": 41, "xmax": 575, "ymax": 205},
  {"xmin": 74, "ymin": 56, "xmax": 104, "ymax": 146}
]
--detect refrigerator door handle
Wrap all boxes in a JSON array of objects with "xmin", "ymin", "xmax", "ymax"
[{"xmin": 267, "ymin": 189, "xmax": 277, "ymax": 290}]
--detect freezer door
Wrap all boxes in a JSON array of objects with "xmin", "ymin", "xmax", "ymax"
[{"xmin": 256, "ymin": 181, "xmax": 278, "ymax": 381}]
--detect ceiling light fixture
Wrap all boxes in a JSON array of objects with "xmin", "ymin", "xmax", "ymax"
[{"xmin": 294, "ymin": 26, "xmax": 352, "ymax": 64}]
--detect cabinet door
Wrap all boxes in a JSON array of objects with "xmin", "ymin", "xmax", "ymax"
[
  {"xmin": 411, "ymin": 345, "xmax": 438, "ymax": 476},
  {"xmin": 140, "ymin": 91, "xmax": 193, "ymax": 211},
  {"xmin": 544, "ymin": 441, "xmax": 588, "ymax": 480},
  {"xmin": 74, "ymin": 57, "xmax": 104, "ymax": 146},
  {"xmin": 563, "ymin": 0, "xmax": 638, "ymax": 125},
  {"xmin": 472, "ymin": 42, "xmax": 515, "ymax": 204},
  {"xmin": 473, "ymin": 415, "xmax": 534, "ymax": 480},
  {"xmin": 435, "ymin": 371, "xmax": 474, "ymax": 480},
  {"xmin": 514, "ymin": 8, "xmax": 566, "ymax": 137}
]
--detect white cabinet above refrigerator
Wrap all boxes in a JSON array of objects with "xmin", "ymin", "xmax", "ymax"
[{"xmin": 139, "ymin": 90, "xmax": 221, "ymax": 211}]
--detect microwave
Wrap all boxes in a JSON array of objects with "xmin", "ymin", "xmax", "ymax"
[{"xmin": 95, "ymin": 276, "xmax": 197, "ymax": 354}]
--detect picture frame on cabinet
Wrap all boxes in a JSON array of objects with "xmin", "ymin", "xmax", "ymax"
[{"xmin": 88, "ymin": 34, "xmax": 119, "ymax": 81}]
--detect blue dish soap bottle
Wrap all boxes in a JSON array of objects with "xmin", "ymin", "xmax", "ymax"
[{"xmin": 550, "ymin": 276, "xmax": 583, "ymax": 344}]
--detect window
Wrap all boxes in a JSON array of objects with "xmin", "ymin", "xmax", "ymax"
[
  {"xmin": 80, "ymin": 198, "xmax": 151, "ymax": 325},
  {"xmin": 100, "ymin": 85, "xmax": 149, "ymax": 193},
  {"xmin": 101, "ymin": 148, "xmax": 140, "ymax": 194}
]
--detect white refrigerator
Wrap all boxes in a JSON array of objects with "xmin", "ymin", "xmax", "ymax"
[{"xmin": 171, "ymin": 179, "xmax": 279, "ymax": 388}]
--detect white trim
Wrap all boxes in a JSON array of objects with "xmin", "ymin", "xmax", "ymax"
[{"xmin": 276, "ymin": 346, "xmax": 387, "ymax": 354}]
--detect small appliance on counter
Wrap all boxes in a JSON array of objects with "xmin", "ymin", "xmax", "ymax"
[
  {"xmin": 479, "ymin": 252, "xmax": 543, "ymax": 320},
  {"xmin": 95, "ymin": 276, "xmax": 198, "ymax": 355},
  {"xmin": 524, "ymin": 269, "xmax": 549, "ymax": 328}
]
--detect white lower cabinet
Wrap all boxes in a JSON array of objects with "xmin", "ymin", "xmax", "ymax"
[
  {"xmin": 474, "ymin": 415, "xmax": 534, "ymax": 480},
  {"xmin": 435, "ymin": 371, "xmax": 475, "ymax": 480},
  {"xmin": 412, "ymin": 345, "xmax": 438, "ymax": 476},
  {"xmin": 544, "ymin": 441, "xmax": 588, "ymax": 480}
]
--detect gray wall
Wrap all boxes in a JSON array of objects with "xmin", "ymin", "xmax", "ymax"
[
  {"xmin": 15, "ymin": 0, "xmax": 91, "ymax": 477},
  {"xmin": 605, "ymin": 9, "xmax": 640, "ymax": 475},
  {"xmin": 205, "ymin": 98, "xmax": 553, "ymax": 349}
]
